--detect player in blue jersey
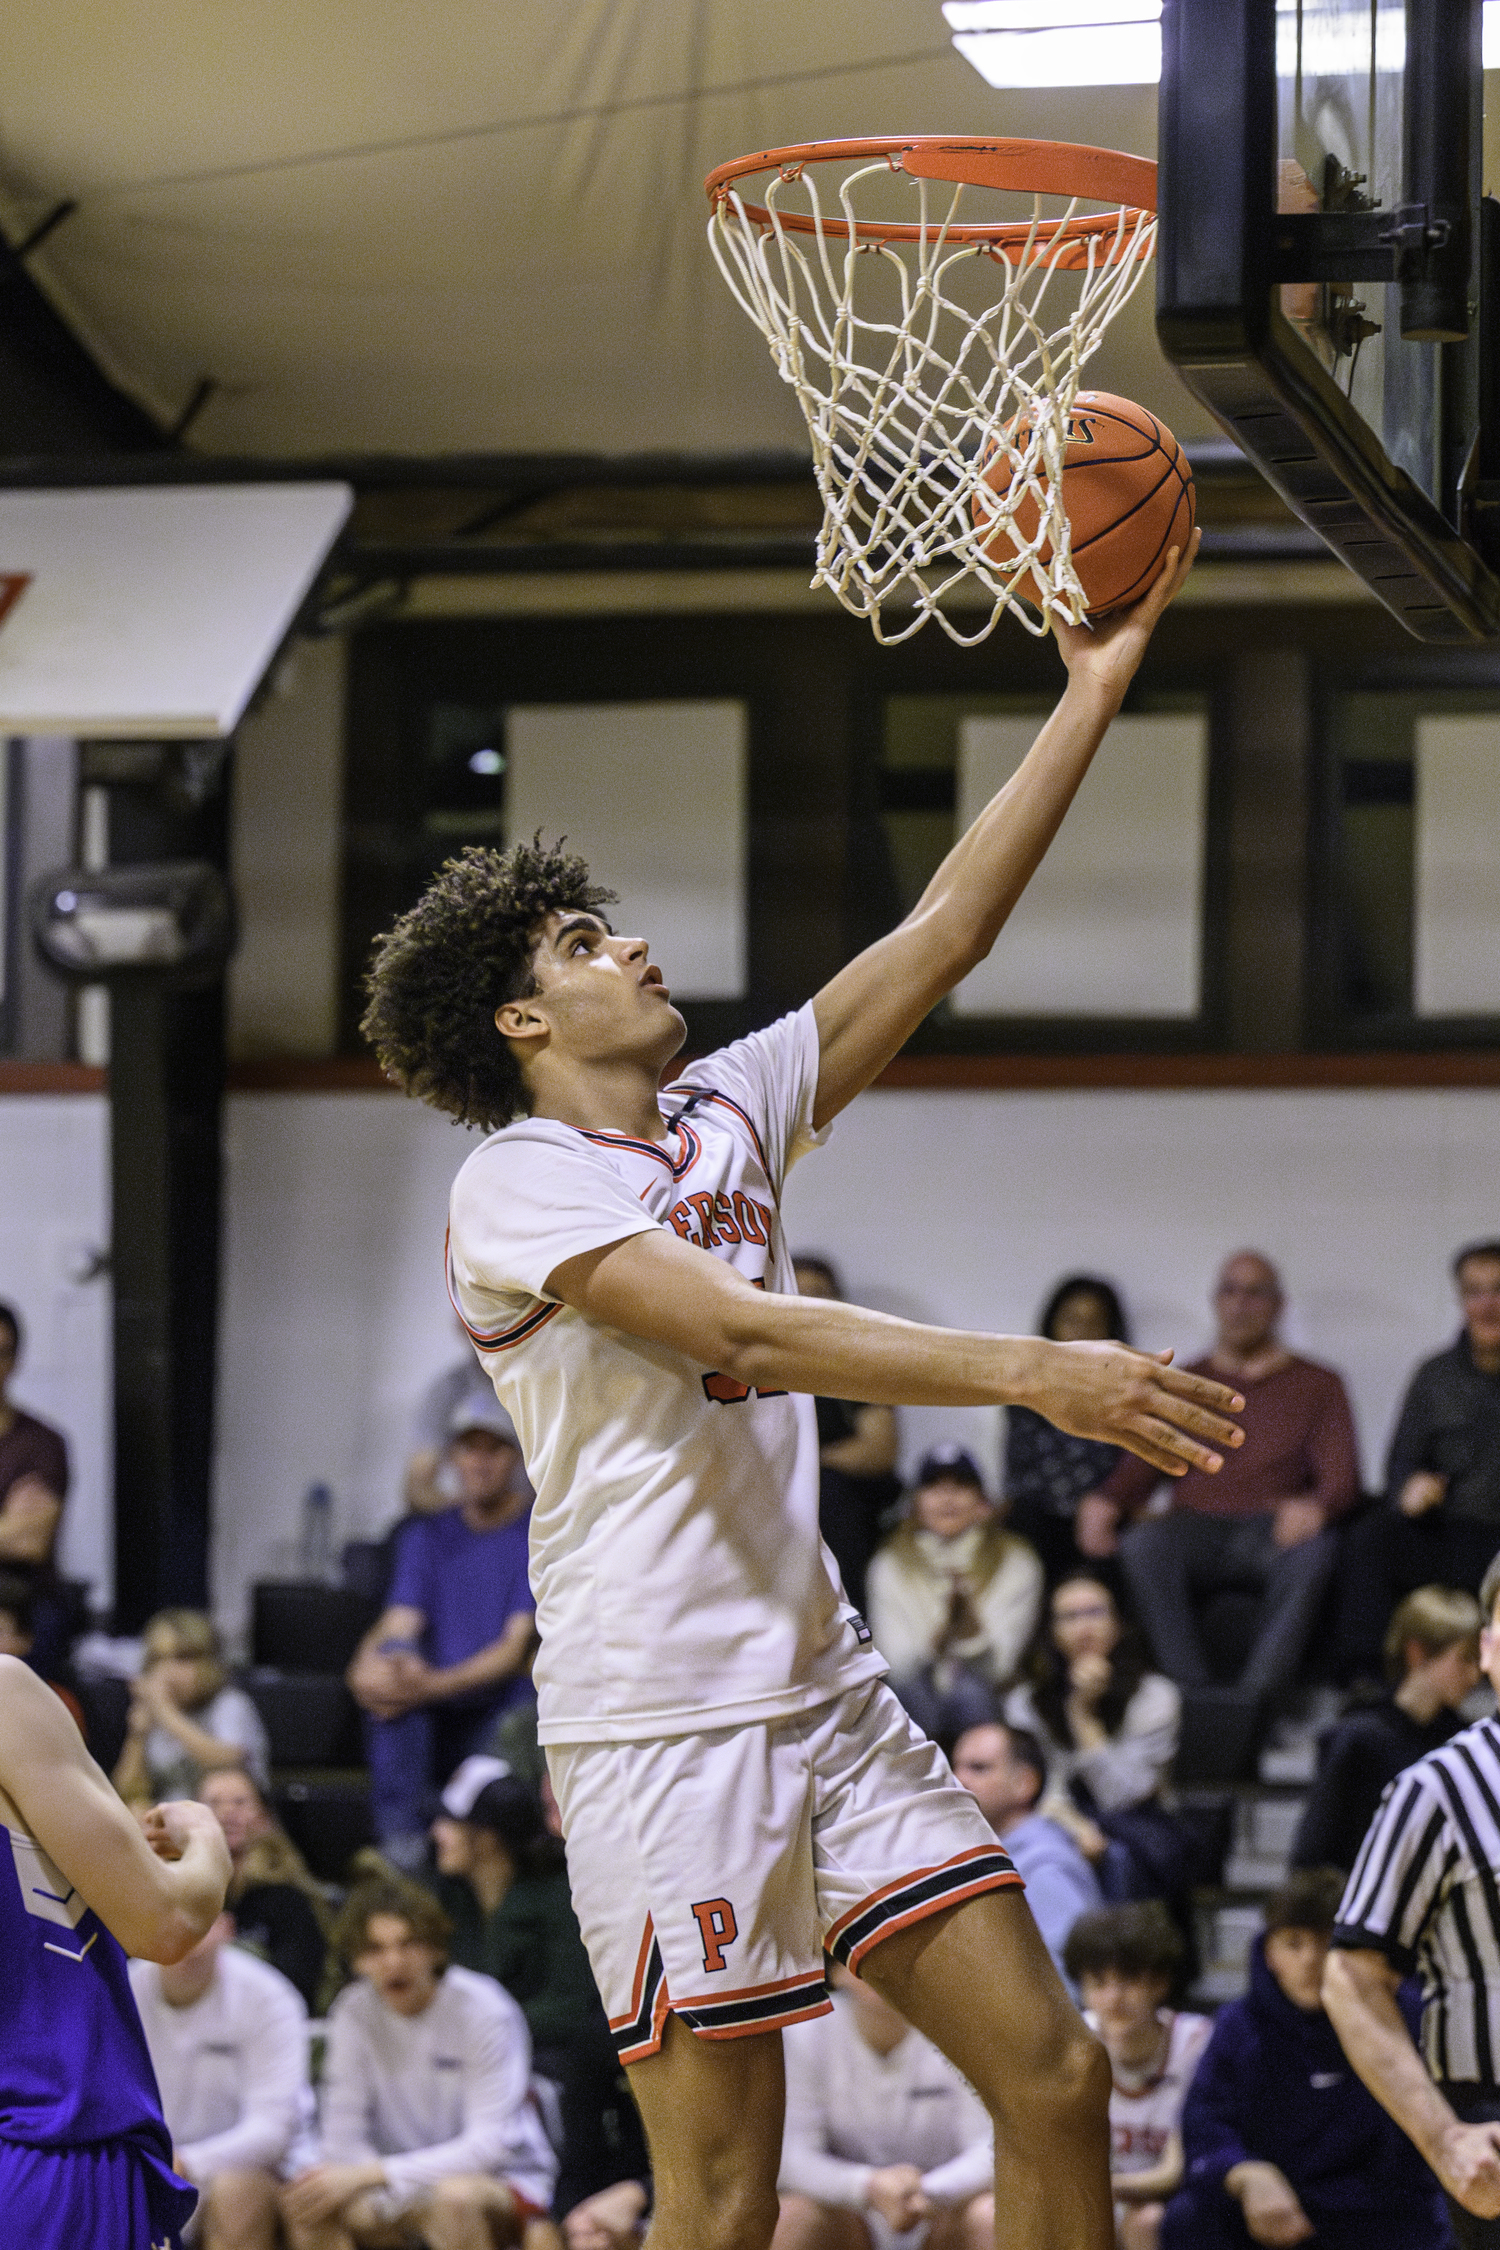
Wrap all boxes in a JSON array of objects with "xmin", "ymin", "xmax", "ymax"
[{"xmin": 0, "ymin": 1651, "xmax": 231, "ymax": 2246}]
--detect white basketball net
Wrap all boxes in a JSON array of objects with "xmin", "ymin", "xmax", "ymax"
[{"xmin": 708, "ymin": 158, "xmax": 1157, "ymax": 645}]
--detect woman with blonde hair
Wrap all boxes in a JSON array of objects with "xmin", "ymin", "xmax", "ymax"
[
  {"xmin": 1292, "ymin": 1581, "xmax": 1482, "ymax": 1874},
  {"xmin": 197, "ymin": 1766, "xmax": 334, "ymax": 2013},
  {"xmin": 113, "ymin": 1608, "xmax": 269, "ymax": 1806}
]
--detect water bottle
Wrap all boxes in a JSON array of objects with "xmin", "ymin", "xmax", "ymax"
[{"xmin": 299, "ymin": 1481, "xmax": 334, "ymax": 1581}]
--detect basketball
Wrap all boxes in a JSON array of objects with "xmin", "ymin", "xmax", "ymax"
[{"xmin": 976, "ymin": 391, "xmax": 1196, "ymax": 617}]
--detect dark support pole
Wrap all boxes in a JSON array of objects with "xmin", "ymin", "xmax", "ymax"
[
  {"xmin": 1400, "ymin": 0, "xmax": 1480, "ymax": 341},
  {"xmin": 100, "ymin": 750, "xmax": 229, "ymax": 1629}
]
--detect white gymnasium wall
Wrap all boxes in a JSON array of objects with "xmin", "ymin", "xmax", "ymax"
[{"xmin": 8, "ymin": 1081, "xmax": 1500, "ymax": 1631}]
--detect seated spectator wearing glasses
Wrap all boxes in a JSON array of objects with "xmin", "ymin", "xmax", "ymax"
[
  {"xmin": 950, "ymin": 1721, "xmax": 1102, "ymax": 1984},
  {"xmin": 429, "ymin": 1758, "xmax": 644, "ymax": 2215},
  {"xmin": 1292, "ymin": 1583, "xmax": 1481, "ymax": 1879},
  {"xmin": 347, "ymin": 1394, "xmax": 537, "ymax": 1868},
  {"xmin": 774, "ymin": 1962, "xmax": 993, "ymax": 2250},
  {"xmin": 1337, "ymin": 1241, "xmax": 1500, "ymax": 1684},
  {"xmin": 1005, "ymin": 1575, "xmax": 1185, "ymax": 1906},
  {"xmin": 1162, "ymin": 1870, "xmax": 1450, "ymax": 2250},
  {"xmin": 1077, "ymin": 1253, "xmax": 1358, "ymax": 1704},
  {"xmin": 793, "ymin": 1256, "xmax": 901, "ymax": 1618},
  {"xmin": 130, "ymin": 1908, "xmax": 309, "ymax": 2250},
  {"xmin": 281, "ymin": 1874, "xmax": 556, "ymax": 2250},
  {"xmin": 198, "ymin": 1768, "xmax": 335, "ymax": 2015},
  {"xmin": 1005, "ymin": 1277, "xmax": 1130, "ymax": 1589},
  {"xmin": 1064, "ymin": 1903, "xmax": 1212, "ymax": 2250},
  {"xmin": 114, "ymin": 1610, "xmax": 271, "ymax": 1807},
  {"xmin": 867, "ymin": 1447, "xmax": 1043, "ymax": 1744},
  {"xmin": 0, "ymin": 1300, "xmax": 74, "ymax": 1673}
]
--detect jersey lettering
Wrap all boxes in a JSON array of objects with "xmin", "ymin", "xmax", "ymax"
[
  {"xmin": 691, "ymin": 1896, "xmax": 739, "ymax": 1973},
  {"xmin": 667, "ymin": 1193, "xmax": 775, "ymax": 1255}
]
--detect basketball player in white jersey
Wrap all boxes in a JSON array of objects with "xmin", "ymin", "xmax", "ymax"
[{"xmin": 361, "ymin": 531, "xmax": 1242, "ymax": 2250}]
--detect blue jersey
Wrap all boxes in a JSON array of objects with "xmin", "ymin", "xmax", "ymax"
[{"xmin": 0, "ymin": 1820, "xmax": 196, "ymax": 2243}]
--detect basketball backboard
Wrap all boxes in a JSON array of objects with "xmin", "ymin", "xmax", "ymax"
[
  {"xmin": 1158, "ymin": 0, "xmax": 1500, "ymax": 641},
  {"xmin": 0, "ymin": 484, "xmax": 352, "ymax": 737}
]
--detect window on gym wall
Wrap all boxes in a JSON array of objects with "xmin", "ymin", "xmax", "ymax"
[
  {"xmin": 874, "ymin": 687, "xmax": 1218, "ymax": 1046},
  {"xmin": 1312, "ymin": 689, "xmax": 1500, "ymax": 1044}
]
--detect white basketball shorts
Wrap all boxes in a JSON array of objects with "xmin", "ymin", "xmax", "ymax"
[{"xmin": 548, "ymin": 1679, "xmax": 1022, "ymax": 2065}]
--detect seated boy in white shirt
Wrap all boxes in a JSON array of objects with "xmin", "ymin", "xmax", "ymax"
[
  {"xmin": 130, "ymin": 1908, "xmax": 309, "ymax": 2248},
  {"xmin": 1062, "ymin": 1904, "xmax": 1211, "ymax": 2250},
  {"xmin": 281, "ymin": 1874, "xmax": 556, "ymax": 2250},
  {"xmin": 776, "ymin": 1965, "xmax": 992, "ymax": 2250}
]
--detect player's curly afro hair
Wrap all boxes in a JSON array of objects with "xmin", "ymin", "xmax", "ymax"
[{"xmin": 360, "ymin": 839, "xmax": 616, "ymax": 1129}]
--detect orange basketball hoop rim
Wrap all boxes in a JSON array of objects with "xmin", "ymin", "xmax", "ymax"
[{"xmin": 704, "ymin": 137, "xmax": 1156, "ymax": 269}]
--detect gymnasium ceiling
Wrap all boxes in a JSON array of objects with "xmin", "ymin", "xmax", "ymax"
[{"xmin": 0, "ymin": 0, "xmax": 1209, "ymax": 462}]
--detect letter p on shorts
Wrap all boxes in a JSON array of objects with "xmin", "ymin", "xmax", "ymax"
[{"xmin": 690, "ymin": 1896, "xmax": 739, "ymax": 1973}]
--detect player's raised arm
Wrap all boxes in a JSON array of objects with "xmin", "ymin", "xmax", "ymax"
[
  {"xmin": 0, "ymin": 1656, "xmax": 229, "ymax": 1962},
  {"xmin": 810, "ymin": 531, "xmax": 1200, "ymax": 1129},
  {"xmin": 548, "ymin": 1224, "xmax": 1241, "ymax": 1479}
]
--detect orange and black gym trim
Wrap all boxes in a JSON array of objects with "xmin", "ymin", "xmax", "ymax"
[
  {"xmin": 825, "ymin": 1844, "xmax": 1022, "ymax": 1975},
  {"xmin": 608, "ymin": 1923, "xmax": 830, "ymax": 2062}
]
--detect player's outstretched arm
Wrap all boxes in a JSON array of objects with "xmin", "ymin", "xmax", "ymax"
[
  {"xmin": 548, "ymin": 1228, "xmax": 1241, "ymax": 1479},
  {"xmin": 0, "ymin": 1655, "xmax": 230, "ymax": 1962},
  {"xmin": 810, "ymin": 532, "xmax": 1200, "ymax": 1130}
]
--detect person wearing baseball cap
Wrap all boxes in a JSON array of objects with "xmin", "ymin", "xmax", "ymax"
[
  {"xmin": 867, "ymin": 1446, "xmax": 1044, "ymax": 1745},
  {"xmin": 347, "ymin": 1399, "xmax": 538, "ymax": 1870}
]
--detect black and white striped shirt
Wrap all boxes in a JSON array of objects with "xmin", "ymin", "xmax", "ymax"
[{"xmin": 1334, "ymin": 1714, "xmax": 1500, "ymax": 2087}]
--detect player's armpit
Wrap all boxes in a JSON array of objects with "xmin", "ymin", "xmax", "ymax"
[{"xmin": 0, "ymin": 1655, "xmax": 229, "ymax": 1960}]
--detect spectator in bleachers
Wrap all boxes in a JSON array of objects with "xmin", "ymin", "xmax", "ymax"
[
  {"xmin": 0, "ymin": 1298, "xmax": 74, "ymax": 1673},
  {"xmin": 1006, "ymin": 1276, "xmax": 1129, "ymax": 1587},
  {"xmin": 199, "ymin": 1769, "xmax": 335, "ymax": 2015},
  {"xmin": 347, "ymin": 1394, "xmax": 537, "ymax": 1867},
  {"xmin": 430, "ymin": 1757, "xmax": 641, "ymax": 2212},
  {"xmin": 404, "ymin": 1322, "xmax": 488, "ymax": 1519},
  {"xmin": 867, "ymin": 1447, "xmax": 1043, "ymax": 1741},
  {"xmin": 1162, "ymin": 1869, "xmax": 1451, "ymax": 2250},
  {"xmin": 130, "ymin": 1906, "xmax": 309, "ymax": 2249},
  {"xmin": 563, "ymin": 2181, "xmax": 649, "ymax": 2250},
  {"xmin": 0, "ymin": 1568, "xmax": 87, "ymax": 1734},
  {"xmin": 1064, "ymin": 1903, "xmax": 1212, "ymax": 2250},
  {"xmin": 115, "ymin": 1609, "xmax": 271, "ymax": 1806},
  {"xmin": 774, "ymin": 1962, "xmax": 992, "ymax": 2250},
  {"xmin": 1293, "ymin": 1585, "xmax": 1481, "ymax": 1875},
  {"xmin": 1337, "ymin": 1241, "xmax": 1500, "ymax": 1683},
  {"xmin": 281, "ymin": 1873, "xmax": 556, "ymax": 2250},
  {"xmin": 1005, "ymin": 1575, "xmax": 1186, "ymax": 1905},
  {"xmin": 951, "ymin": 1720, "xmax": 1102, "ymax": 1982},
  {"xmin": 793, "ymin": 1256, "xmax": 901, "ymax": 1617},
  {"xmin": 1077, "ymin": 1251, "xmax": 1359, "ymax": 1703}
]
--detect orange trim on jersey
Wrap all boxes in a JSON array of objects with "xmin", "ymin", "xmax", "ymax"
[
  {"xmin": 823, "ymin": 1844, "xmax": 1010, "ymax": 1951},
  {"xmin": 445, "ymin": 1230, "xmax": 563, "ymax": 1352},
  {"xmin": 578, "ymin": 1117, "xmax": 701, "ymax": 1180},
  {"xmin": 693, "ymin": 1995, "xmax": 834, "ymax": 2041},
  {"xmin": 671, "ymin": 1086, "xmax": 769, "ymax": 1177},
  {"xmin": 841, "ymin": 1869, "xmax": 1023, "ymax": 1974}
]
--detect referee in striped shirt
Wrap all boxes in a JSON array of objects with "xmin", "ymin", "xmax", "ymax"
[{"xmin": 1324, "ymin": 1550, "xmax": 1500, "ymax": 2245}]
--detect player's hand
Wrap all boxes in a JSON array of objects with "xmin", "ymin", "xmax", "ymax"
[
  {"xmin": 1074, "ymin": 1493, "xmax": 1120, "ymax": 1557},
  {"xmin": 1436, "ymin": 2121, "xmax": 1500, "ymax": 2218},
  {"xmin": 143, "ymin": 1799, "xmax": 224, "ymax": 1863},
  {"xmin": 1273, "ymin": 1497, "xmax": 1326, "ymax": 1549},
  {"xmin": 1025, "ymin": 1339, "xmax": 1243, "ymax": 1479},
  {"xmin": 1050, "ymin": 529, "xmax": 1201, "ymax": 700},
  {"xmin": 1399, "ymin": 1470, "xmax": 1448, "ymax": 1519},
  {"xmin": 284, "ymin": 2162, "xmax": 387, "ymax": 2227},
  {"xmin": 1226, "ymin": 2161, "xmax": 1315, "ymax": 2244},
  {"xmin": 866, "ymin": 2166, "xmax": 929, "ymax": 2231}
]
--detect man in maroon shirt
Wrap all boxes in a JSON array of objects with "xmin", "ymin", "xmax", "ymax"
[{"xmin": 1075, "ymin": 1252, "xmax": 1358, "ymax": 1699}]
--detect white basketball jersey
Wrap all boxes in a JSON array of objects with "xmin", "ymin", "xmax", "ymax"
[
  {"xmin": 1100, "ymin": 2011, "xmax": 1213, "ymax": 2175},
  {"xmin": 446, "ymin": 1004, "xmax": 884, "ymax": 1746}
]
